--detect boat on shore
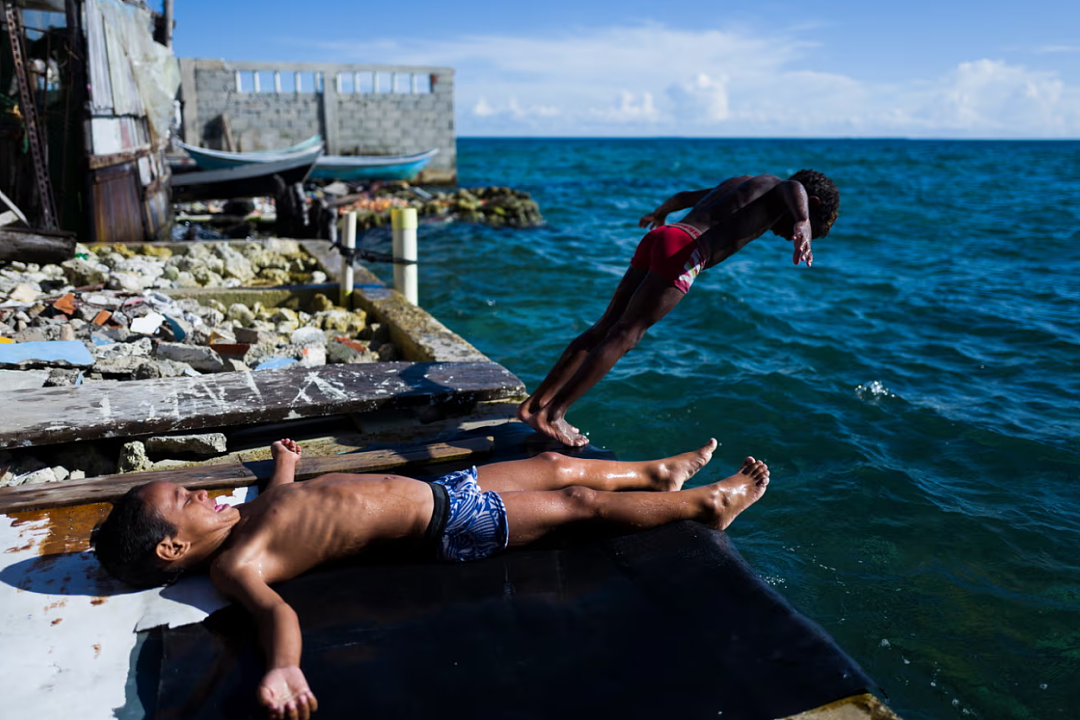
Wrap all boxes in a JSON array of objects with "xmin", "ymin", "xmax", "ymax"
[
  {"xmin": 175, "ymin": 139, "xmax": 325, "ymax": 171},
  {"xmin": 169, "ymin": 150, "xmax": 321, "ymax": 201},
  {"xmin": 310, "ymin": 148, "xmax": 438, "ymax": 181},
  {"xmin": 177, "ymin": 139, "xmax": 438, "ymax": 182}
]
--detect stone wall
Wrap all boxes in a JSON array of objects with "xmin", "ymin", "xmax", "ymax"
[{"xmin": 178, "ymin": 59, "xmax": 456, "ymax": 183}]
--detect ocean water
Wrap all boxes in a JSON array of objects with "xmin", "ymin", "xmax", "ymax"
[{"xmin": 364, "ymin": 138, "xmax": 1080, "ymax": 720}]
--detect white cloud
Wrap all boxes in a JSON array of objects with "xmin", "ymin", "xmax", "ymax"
[
  {"xmin": 589, "ymin": 91, "xmax": 661, "ymax": 123},
  {"xmin": 302, "ymin": 24, "xmax": 1080, "ymax": 138},
  {"xmin": 900, "ymin": 59, "xmax": 1078, "ymax": 137},
  {"xmin": 666, "ymin": 74, "xmax": 730, "ymax": 122},
  {"xmin": 1037, "ymin": 45, "xmax": 1080, "ymax": 54}
]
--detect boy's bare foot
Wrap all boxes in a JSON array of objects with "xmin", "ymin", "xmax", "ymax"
[
  {"xmin": 650, "ymin": 438, "xmax": 717, "ymax": 491},
  {"xmin": 516, "ymin": 397, "xmax": 538, "ymax": 425},
  {"xmin": 517, "ymin": 398, "xmax": 581, "ymax": 438},
  {"xmin": 699, "ymin": 456, "xmax": 770, "ymax": 530},
  {"xmin": 522, "ymin": 406, "xmax": 588, "ymax": 447}
]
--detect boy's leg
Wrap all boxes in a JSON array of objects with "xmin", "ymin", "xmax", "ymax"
[
  {"xmin": 475, "ymin": 438, "xmax": 717, "ymax": 494},
  {"xmin": 500, "ymin": 457, "xmax": 770, "ymax": 546},
  {"xmin": 518, "ymin": 266, "xmax": 648, "ymax": 429},
  {"xmin": 528, "ymin": 273, "xmax": 686, "ymax": 446}
]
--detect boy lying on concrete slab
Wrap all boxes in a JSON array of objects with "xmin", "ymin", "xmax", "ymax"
[
  {"xmin": 518, "ymin": 170, "xmax": 840, "ymax": 446},
  {"xmin": 93, "ymin": 438, "xmax": 770, "ymax": 719}
]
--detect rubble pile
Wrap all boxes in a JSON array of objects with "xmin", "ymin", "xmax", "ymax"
[
  {"xmin": 0, "ymin": 431, "xmax": 237, "ymax": 488},
  {"xmin": 327, "ymin": 182, "xmax": 544, "ymax": 232},
  {"xmin": 0, "ymin": 282, "xmax": 395, "ymax": 383},
  {"xmin": 50, "ymin": 238, "xmax": 329, "ymax": 292},
  {"xmin": 0, "ymin": 240, "xmax": 404, "ymax": 486}
]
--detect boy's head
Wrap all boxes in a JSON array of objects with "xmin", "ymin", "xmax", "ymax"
[
  {"xmin": 92, "ymin": 481, "xmax": 239, "ymax": 588},
  {"xmin": 789, "ymin": 169, "xmax": 840, "ymax": 238}
]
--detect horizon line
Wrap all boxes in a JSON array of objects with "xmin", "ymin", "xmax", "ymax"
[{"xmin": 456, "ymin": 135, "xmax": 1080, "ymax": 142}]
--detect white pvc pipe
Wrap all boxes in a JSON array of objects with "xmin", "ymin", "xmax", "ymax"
[
  {"xmin": 340, "ymin": 211, "xmax": 356, "ymax": 307},
  {"xmin": 391, "ymin": 208, "xmax": 418, "ymax": 305}
]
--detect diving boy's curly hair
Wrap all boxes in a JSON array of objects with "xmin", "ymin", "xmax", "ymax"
[
  {"xmin": 789, "ymin": 169, "xmax": 840, "ymax": 238},
  {"xmin": 91, "ymin": 485, "xmax": 184, "ymax": 588}
]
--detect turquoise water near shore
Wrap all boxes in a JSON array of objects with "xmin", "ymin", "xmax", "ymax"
[{"xmin": 368, "ymin": 138, "xmax": 1080, "ymax": 720}]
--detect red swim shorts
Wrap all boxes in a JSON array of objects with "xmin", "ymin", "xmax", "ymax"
[{"xmin": 629, "ymin": 222, "xmax": 708, "ymax": 294}]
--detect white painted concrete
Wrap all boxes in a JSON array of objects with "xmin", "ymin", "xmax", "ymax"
[{"xmin": 0, "ymin": 487, "xmax": 254, "ymax": 720}]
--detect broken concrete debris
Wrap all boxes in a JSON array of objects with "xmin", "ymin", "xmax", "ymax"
[
  {"xmin": 0, "ymin": 240, "xmax": 402, "ymax": 487},
  {"xmin": 145, "ymin": 433, "xmax": 228, "ymax": 456},
  {"xmin": 117, "ymin": 441, "xmax": 152, "ymax": 474},
  {"xmin": 1, "ymin": 271, "xmax": 394, "ymax": 385},
  {"xmin": 173, "ymin": 182, "xmax": 545, "ymax": 240}
]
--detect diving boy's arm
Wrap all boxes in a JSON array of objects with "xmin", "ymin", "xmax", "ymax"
[
  {"xmin": 638, "ymin": 188, "xmax": 713, "ymax": 229},
  {"xmin": 266, "ymin": 439, "xmax": 302, "ymax": 490},
  {"xmin": 773, "ymin": 179, "xmax": 814, "ymax": 266},
  {"xmin": 213, "ymin": 564, "xmax": 319, "ymax": 720}
]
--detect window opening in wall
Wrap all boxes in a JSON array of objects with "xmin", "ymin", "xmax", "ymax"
[
  {"xmin": 296, "ymin": 71, "xmax": 318, "ymax": 93},
  {"xmin": 256, "ymin": 71, "xmax": 275, "ymax": 93},
  {"xmin": 413, "ymin": 73, "xmax": 432, "ymax": 94},
  {"xmin": 278, "ymin": 72, "xmax": 297, "ymax": 92},
  {"xmin": 356, "ymin": 71, "xmax": 374, "ymax": 93},
  {"xmin": 376, "ymin": 71, "xmax": 393, "ymax": 93},
  {"xmin": 338, "ymin": 73, "xmax": 354, "ymax": 93}
]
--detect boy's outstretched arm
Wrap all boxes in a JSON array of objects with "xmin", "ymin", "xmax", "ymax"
[
  {"xmin": 638, "ymin": 188, "xmax": 713, "ymax": 228},
  {"xmin": 267, "ymin": 439, "xmax": 302, "ymax": 490},
  {"xmin": 213, "ymin": 564, "xmax": 319, "ymax": 720},
  {"xmin": 774, "ymin": 180, "xmax": 814, "ymax": 266}
]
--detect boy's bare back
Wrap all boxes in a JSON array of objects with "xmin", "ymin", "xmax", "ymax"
[{"xmin": 679, "ymin": 174, "xmax": 818, "ymax": 268}]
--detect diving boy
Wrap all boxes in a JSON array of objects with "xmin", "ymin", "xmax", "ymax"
[
  {"xmin": 517, "ymin": 170, "xmax": 840, "ymax": 446},
  {"xmin": 93, "ymin": 438, "xmax": 770, "ymax": 719}
]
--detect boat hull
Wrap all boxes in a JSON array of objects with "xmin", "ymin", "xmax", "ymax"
[
  {"xmin": 310, "ymin": 149, "xmax": 439, "ymax": 181},
  {"xmin": 176, "ymin": 141, "xmax": 324, "ymax": 171},
  {"xmin": 170, "ymin": 154, "xmax": 318, "ymax": 201}
]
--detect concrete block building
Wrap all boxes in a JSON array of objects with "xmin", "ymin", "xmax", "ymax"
[{"xmin": 178, "ymin": 59, "xmax": 456, "ymax": 183}]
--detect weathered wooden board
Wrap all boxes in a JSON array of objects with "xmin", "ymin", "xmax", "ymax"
[
  {"xmin": 0, "ymin": 436, "xmax": 494, "ymax": 514},
  {"xmin": 0, "ymin": 227, "xmax": 77, "ymax": 264},
  {"xmin": 0, "ymin": 361, "xmax": 524, "ymax": 450}
]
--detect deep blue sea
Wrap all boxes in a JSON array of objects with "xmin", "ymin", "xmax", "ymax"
[{"xmin": 365, "ymin": 138, "xmax": 1080, "ymax": 720}]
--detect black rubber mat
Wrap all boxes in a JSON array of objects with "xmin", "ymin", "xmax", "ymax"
[{"xmin": 155, "ymin": 521, "xmax": 871, "ymax": 720}]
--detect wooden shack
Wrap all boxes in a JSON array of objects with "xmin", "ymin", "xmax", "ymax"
[{"xmin": 0, "ymin": 0, "xmax": 175, "ymax": 250}]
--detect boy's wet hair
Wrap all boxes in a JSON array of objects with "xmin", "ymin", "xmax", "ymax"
[
  {"xmin": 789, "ymin": 169, "xmax": 840, "ymax": 238},
  {"xmin": 91, "ymin": 485, "xmax": 184, "ymax": 588}
]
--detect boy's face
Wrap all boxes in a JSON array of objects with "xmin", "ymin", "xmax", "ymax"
[{"xmin": 140, "ymin": 481, "xmax": 240, "ymax": 544}]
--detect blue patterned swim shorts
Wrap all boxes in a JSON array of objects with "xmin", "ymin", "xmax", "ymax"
[{"xmin": 430, "ymin": 467, "xmax": 509, "ymax": 562}]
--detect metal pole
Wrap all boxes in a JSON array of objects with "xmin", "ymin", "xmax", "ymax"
[
  {"xmin": 339, "ymin": 212, "xmax": 356, "ymax": 307},
  {"xmin": 391, "ymin": 208, "xmax": 418, "ymax": 305}
]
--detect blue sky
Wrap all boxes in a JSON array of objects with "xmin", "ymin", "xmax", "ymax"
[{"xmin": 171, "ymin": 0, "xmax": 1080, "ymax": 138}]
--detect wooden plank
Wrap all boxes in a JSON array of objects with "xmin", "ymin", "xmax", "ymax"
[
  {"xmin": 0, "ymin": 361, "xmax": 524, "ymax": 450},
  {"xmin": 0, "ymin": 436, "xmax": 494, "ymax": 514},
  {"xmin": 0, "ymin": 227, "xmax": 77, "ymax": 263}
]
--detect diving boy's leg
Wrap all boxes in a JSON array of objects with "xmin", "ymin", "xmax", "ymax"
[
  {"xmin": 475, "ymin": 438, "xmax": 717, "ymax": 494},
  {"xmin": 517, "ymin": 266, "xmax": 649, "ymax": 431},
  {"xmin": 528, "ymin": 272, "xmax": 686, "ymax": 446},
  {"xmin": 500, "ymin": 457, "xmax": 770, "ymax": 546}
]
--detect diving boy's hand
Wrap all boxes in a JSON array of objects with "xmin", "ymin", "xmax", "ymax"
[
  {"xmin": 791, "ymin": 219, "xmax": 813, "ymax": 267},
  {"xmin": 260, "ymin": 666, "xmax": 318, "ymax": 720},
  {"xmin": 638, "ymin": 211, "xmax": 667, "ymax": 229}
]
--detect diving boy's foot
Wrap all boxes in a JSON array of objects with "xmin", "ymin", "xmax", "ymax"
[
  {"xmin": 517, "ymin": 398, "xmax": 580, "ymax": 437},
  {"xmin": 525, "ymin": 407, "xmax": 589, "ymax": 447},
  {"xmin": 700, "ymin": 456, "xmax": 770, "ymax": 530},
  {"xmin": 650, "ymin": 438, "xmax": 717, "ymax": 491}
]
